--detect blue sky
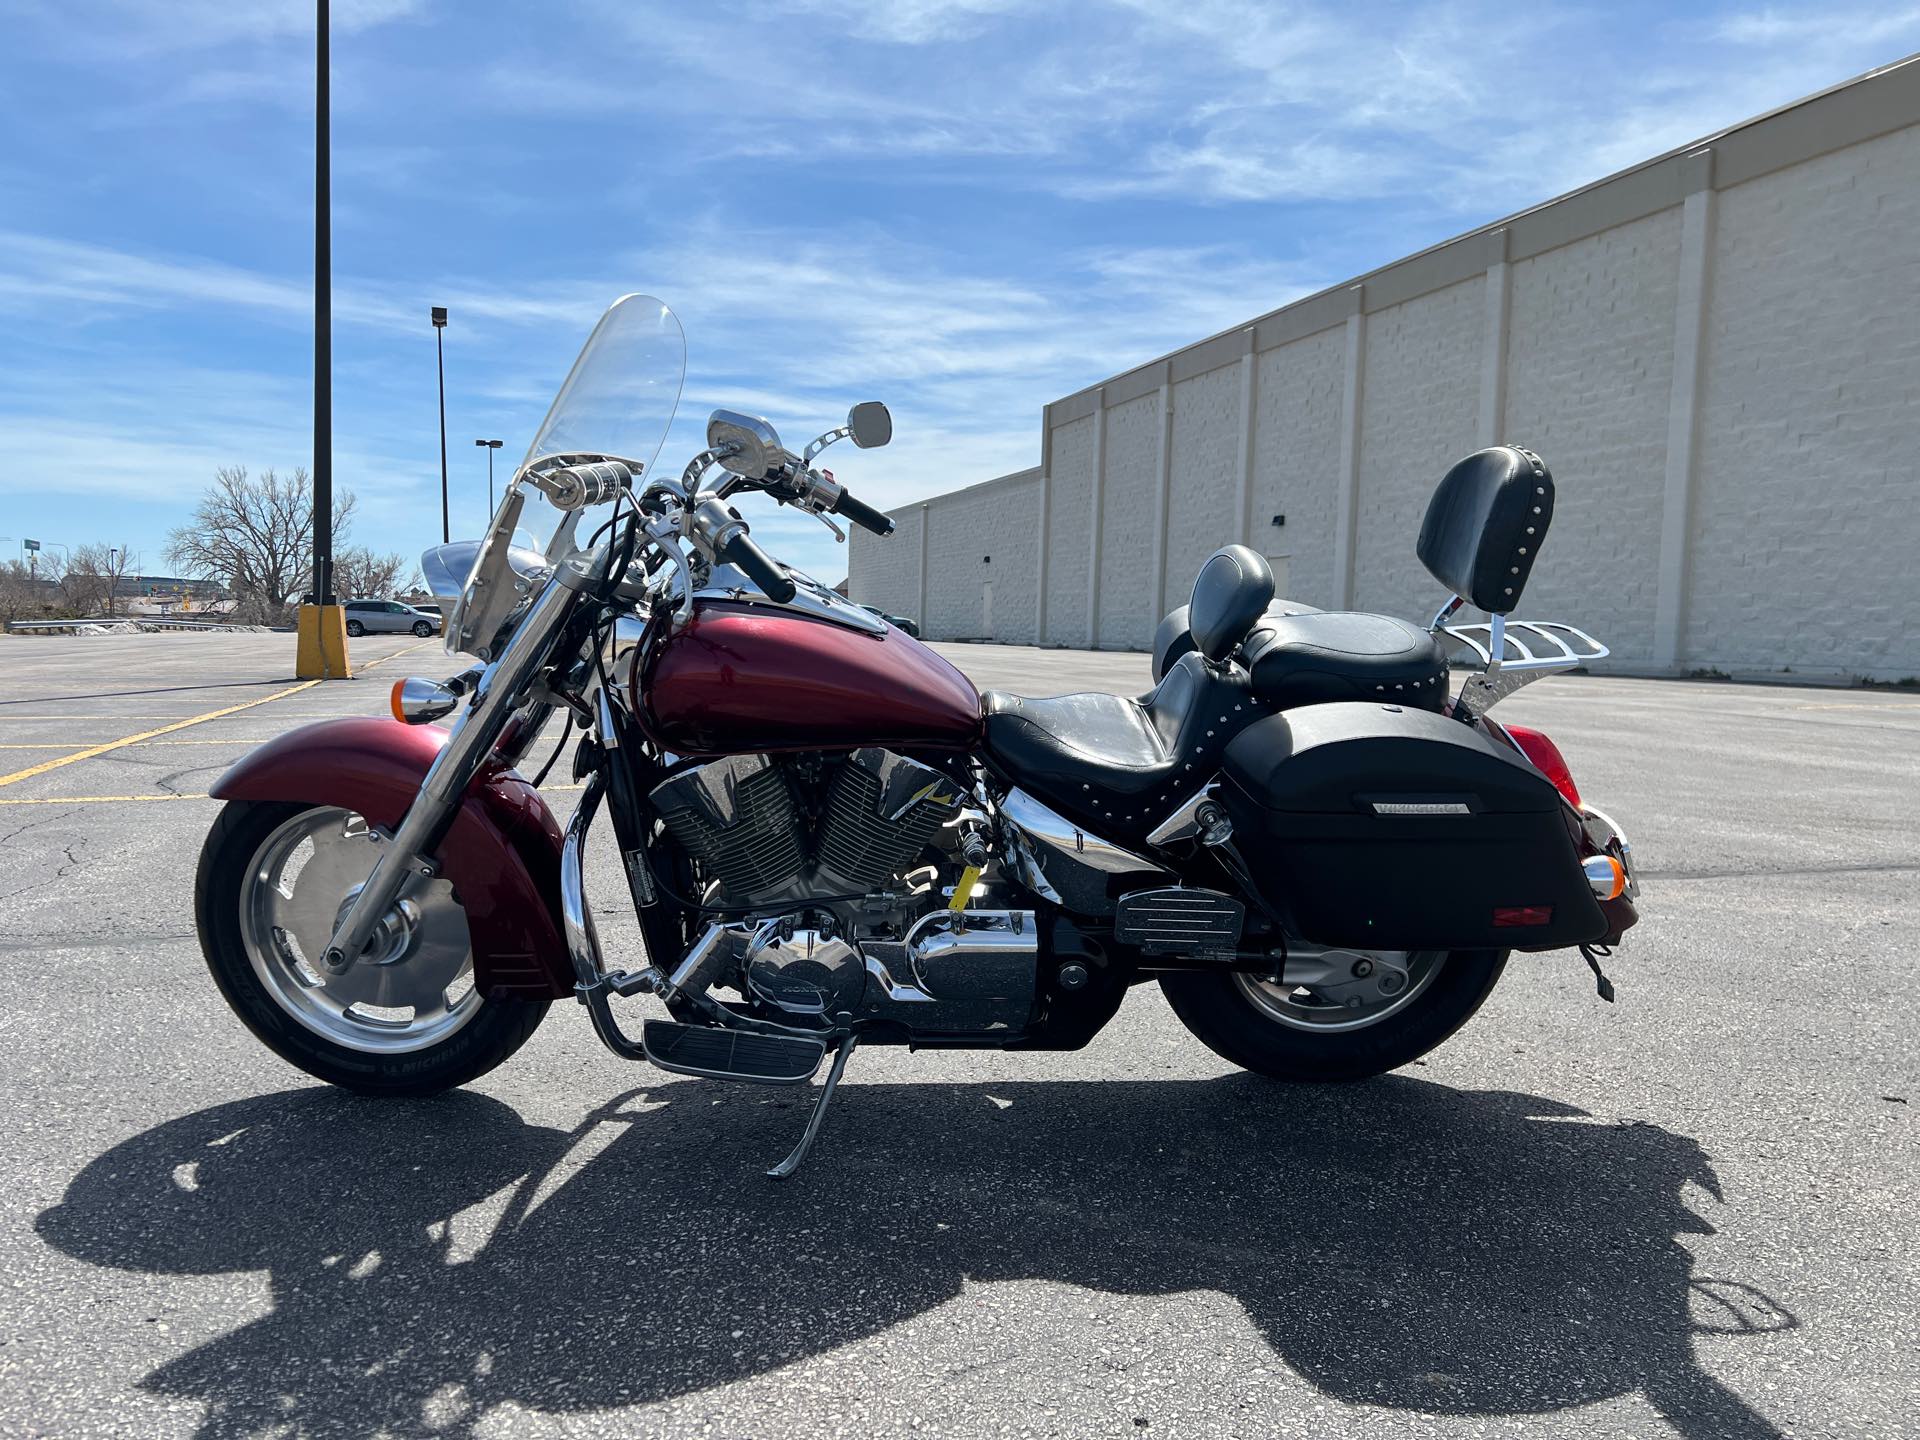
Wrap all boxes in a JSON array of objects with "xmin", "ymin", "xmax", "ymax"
[{"xmin": 2, "ymin": 1, "xmax": 1917, "ymax": 588}]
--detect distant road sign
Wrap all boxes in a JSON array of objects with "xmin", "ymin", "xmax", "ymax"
[{"xmin": 24, "ymin": 539, "xmax": 40, "ymax": 552}]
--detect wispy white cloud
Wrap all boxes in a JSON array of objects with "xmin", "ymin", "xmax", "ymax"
[{"xmin": 2, "ymin": 0, "xmax": 425, "ymax": 61}]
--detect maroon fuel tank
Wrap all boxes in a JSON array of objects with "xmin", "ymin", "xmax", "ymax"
[{"xmin": 638, "ymin": 600, "xmax": 982, "ymax": 754}]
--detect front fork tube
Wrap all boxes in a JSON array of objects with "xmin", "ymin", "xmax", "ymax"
[{"xmin": 321, "ymin": 572, "xmax": 585, "ymax": 973}]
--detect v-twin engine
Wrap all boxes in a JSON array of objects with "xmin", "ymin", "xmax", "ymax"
[
  {"xmin": 648, "ymin": 749, "xmax": 1041, "ymax": 1034},
  {"xmin": 649, "ymin": 748, "xmax": 961, "ymax": 906}
]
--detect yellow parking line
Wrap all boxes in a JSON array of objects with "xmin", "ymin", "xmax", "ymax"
[
  {"xmin": 1, "ymin": 738, "xmax": 327, "ymax": 747},
  {"xmin": 0, "ymin": 793, "xmax": 212, "ymax": 805},
  {"xmin": 361, "ymin": 639, "xmax": 439, "ymax": 671},
  {"xmin": 0, "ymin": 680, "xmax": 321, "ymax": 789}
]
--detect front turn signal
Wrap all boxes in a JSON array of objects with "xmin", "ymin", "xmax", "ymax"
[
  {"xmin": 1583, "ymin": 854, "xmax": 1627, "ymax": 901},
  {"xmin": 390, "ymin": 676, "xmax": 461, "ymax": 725}
]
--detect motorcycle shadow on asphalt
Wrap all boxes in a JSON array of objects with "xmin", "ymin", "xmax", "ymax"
[{"xmin": 36, "ymin": 1074, "xmax": 1795, "ymax": 1439}]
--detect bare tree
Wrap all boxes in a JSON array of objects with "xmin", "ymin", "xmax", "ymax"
[
  {"xmin": 61, "ymin": 544, "xmax": 139, "ymax": 617},
  {"xmin": 0, "ymin": 560, "xmax": 54, "ymax": 625},
  {"xmin": 101, "ymin": 544, "xmax": 139, "ymax": 617},
  {"xmin": 166, "ymin": 466, "xmax": 355, "ymax": 625},
  {"xmin": 335, "ymin": 546, "xmax": 420, "ymax": 601},
  {"xmin": 62, "ymin": 546, "xmax": 111, "ymax": 617}
]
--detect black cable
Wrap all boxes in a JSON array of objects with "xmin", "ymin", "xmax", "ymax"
[{"xmin": 531, "ymin": 710, "xmax": 574, "ymax": 789}]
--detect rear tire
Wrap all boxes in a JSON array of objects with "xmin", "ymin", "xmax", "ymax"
[
  {"xmin": 1159, "ymin": 950, "xmax": 1507, "ymax": 1082},
  {"xmin": 195, "ymin": 800, "xmax": 549, "ymax": 1096}
]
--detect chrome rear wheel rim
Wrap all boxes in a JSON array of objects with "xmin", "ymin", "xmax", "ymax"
[
  {"xmin": 1233, "ymin": 948, "xmax": 1445, "ymax": 1033},
  {"xmin": 238, "ymin": 807, "xmax": 481, "ymax": 1054}
]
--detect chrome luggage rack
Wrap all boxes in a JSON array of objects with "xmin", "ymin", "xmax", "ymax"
[{"xmin": 1431, "ymin": 603, "xmax": 1609, "ymax": 720}]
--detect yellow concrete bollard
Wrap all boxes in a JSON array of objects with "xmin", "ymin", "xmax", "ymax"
[{"xmin": 295, "ymin": 603, "xmax": 352, "ymax": 679}]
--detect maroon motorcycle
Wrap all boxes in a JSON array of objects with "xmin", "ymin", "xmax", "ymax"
[{"xmin": 195, "ymin": 295, "xmax": 1638, "ymax": 1176}]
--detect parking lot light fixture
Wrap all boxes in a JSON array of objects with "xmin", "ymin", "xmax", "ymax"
[
  {"xmin": 433, "ymin": 306, "xmax": 450, "ymax": 545},
  {"xmin": 475, "ymin": 438, "xmax": 503, "ymax": 517}
]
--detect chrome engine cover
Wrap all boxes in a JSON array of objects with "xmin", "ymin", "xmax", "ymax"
[
  {"xmin": 741, "ymin": 906, "xmax": 1040, "ymax": 1034},
  {"xmin": 743, "ymin": 917, "xmax": 866, "ymax": 1016},
  {"xmin": 861, "ymin": 909, "xmax": 1039, "ymax": 1032}
]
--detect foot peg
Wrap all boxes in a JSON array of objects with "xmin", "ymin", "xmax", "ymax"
[
  {"xmin": 640, "ymin": 1019, "xmax": 826, "ymax": 1083},
  {"xmin": 768, "ymin": 1034, "xmax": 858, "ymax": 1181}
]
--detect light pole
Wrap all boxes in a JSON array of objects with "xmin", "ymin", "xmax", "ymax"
[
  {"xmin": 474, "ymin": 438, "xmax": 503, "ymax": 517},
  {"xmin": 298, "ymin": 0, "xmax": 348, "ymax": 678},
  {"xmin": 432, "ymin": 305, "xmax": 449, "ymax": 543},
  {"xmin": 313, "ymin": 0, "xmax": 332, "ymax": 611}
]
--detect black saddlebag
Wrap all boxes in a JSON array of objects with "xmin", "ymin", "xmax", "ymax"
[{"xmin": 1220, "ymin": 702, "xmax": 1607, "ymax": 951}]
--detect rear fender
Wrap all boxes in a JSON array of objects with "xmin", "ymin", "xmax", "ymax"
[{"xmin": 209, "ymin": 718, "xmax": 571, "ymax": 999}]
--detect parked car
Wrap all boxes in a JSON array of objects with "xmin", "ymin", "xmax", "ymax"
[
  {"xmin": 343, "ymin": 599, "xmax": 442, "ymax": 638},
  {"xmin": 856, "ymin": 603, "xmax": 919, "ymax": 637}
]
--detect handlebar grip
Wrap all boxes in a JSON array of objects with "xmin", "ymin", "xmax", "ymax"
[
  {"xmin": 829, "ymin": 488, "xmax": 895, "ymax": 537},
  {"xmin": 719, "ymin": 529, "xmax": 798, "ymax": 604}
]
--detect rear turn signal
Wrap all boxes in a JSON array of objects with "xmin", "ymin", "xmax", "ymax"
[
  {"xmin": 390, "ymin": 676, "xmax": 461, "ymax": 725},
  {"xmin": 1500, "ymin": 723, "xmax": 1581, "ymax": 809},
  {"xmin": 1583, "ymin": 854, "xmax": 1627, "ymax": 900}
]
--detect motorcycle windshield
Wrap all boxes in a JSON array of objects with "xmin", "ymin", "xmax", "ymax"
[{"xmin": 520, "ymin": 293, "xmax": 686, "ymax": 483}]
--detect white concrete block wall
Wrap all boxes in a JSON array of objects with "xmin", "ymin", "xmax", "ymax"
[
  {"xmin": 1096, "ymin": 392, "xmax": 1162, "ymax": 649},
  {"xmin": 1251, "ymin": 326, "xmax": 1347, "ymax": 607},
  {"xmin": 1163, "ymin": 364, "xmax": 1244, "ymax": 611},
  {"xmin": 1685, "ymin": 125, "xmax": 1920, "ymax": 676},
  {"xmin": 1351, "ymin": 278, "xmax": 1485, "ymax": 622},
  {"xmin": 848, "ymin": 503, "xmax": 922, "ymax": 619},
  {"xmin": 1500, "ymin": 207, "xmax": 1683, "ymax": 662},
  {"xmin": 1043, "ymin": 414, "xmax": 1095, "ymax": 644},
  {"xmin": 921, "ymin": 472, "xmax": 1041, "ymax": 642},
  {"xmin": 853, "ymin": 74, "xmax": 1920, "ymax": 679}
]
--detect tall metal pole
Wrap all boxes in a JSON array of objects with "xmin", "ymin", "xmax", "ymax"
[
  {"xmin": 475, "ymin": 437, "xmax": 501, "ymax": 518},
  {"xmin": 311, "ymin": 0, "xmax": 332, "ymax": 607},
  {"xmin": 434, "ymin": 308, "xmax": 450, "ymax": 544}
]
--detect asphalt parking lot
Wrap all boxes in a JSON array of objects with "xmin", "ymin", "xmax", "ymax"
[{"xmin": 0, "ymin": 632, "xmax": 1913, "ymax": 1439}]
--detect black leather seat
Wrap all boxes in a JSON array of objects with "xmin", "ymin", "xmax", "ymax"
[
  {"xmin": 1242, "ymin": 611, "xmax": 1450, "ymax": 712},
  {"xmin": 981, "ymin": 544, "xmax": 1280, "ymax": 836},
  {"xmin": 979, "ymin": 545, "xmax": 1451, "ymax": 834},
  {"xmin": 982, "ymin": 651, "xmax": 1268, "ymax": 836}
]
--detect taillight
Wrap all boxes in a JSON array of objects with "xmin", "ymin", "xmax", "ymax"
[{"xmin": 1499, "ymin": 722, "xmax": 1582, "ymax": 809}]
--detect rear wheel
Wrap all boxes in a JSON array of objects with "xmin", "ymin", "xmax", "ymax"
[
  {"xmin": 195, "ymin": 800, "xmax": 548, "ymax": 1095},
  {"xmin": 1159, "ymin": 948, "xmax": 1506, "ymax": 1082}
]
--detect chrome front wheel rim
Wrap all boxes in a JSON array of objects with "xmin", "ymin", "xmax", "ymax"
[
  {"xmin": 1234, "ymin": 948, "xmax": 1446, "ymax": 1033},
  {"xmin": 238, "ymin": 807, "xmax": 481, "ymax": 1054}
]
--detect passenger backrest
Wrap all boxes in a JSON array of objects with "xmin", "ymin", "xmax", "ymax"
[
  {"xmin": 1188, "ymin": 545, "xmax": 1275, "ymax": 662},
  {"xmin": 1416, "ymin": 446, "xmax": 1553, "ymax": 614}
]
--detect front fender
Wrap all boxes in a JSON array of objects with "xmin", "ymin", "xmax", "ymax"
[{"xmin": 210, "ymin": 718, "xmax": 572, "ymax": 999}]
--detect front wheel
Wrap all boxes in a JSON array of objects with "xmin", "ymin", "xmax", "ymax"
[
  {"xmin": 345, "ymin": 619, "xmax": 364, "ymax": 637},
  {"xmin": 411, "ymin": 620, "xmax": 433, "ymax": 637},
  {"xmin": 1159, "ymin": 949, "xmax": 1506, "ymax": 1082},
  {"xmin": 195, "ymin": 800, "xmax": 548, "ymax": 1095}
]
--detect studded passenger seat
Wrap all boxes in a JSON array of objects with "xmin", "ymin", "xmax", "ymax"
[{"xmin": 979, "ymin": 545, "xmax": 1452, "ymax": 841}]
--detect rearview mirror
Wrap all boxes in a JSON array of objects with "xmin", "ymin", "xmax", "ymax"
[
  {"xmin": 708, "ymin": 409, "xmax": 785, "ymax": 477},
  {"xmin": 847, "ymin": 401, "xmax": 892, "ymax": 450}
]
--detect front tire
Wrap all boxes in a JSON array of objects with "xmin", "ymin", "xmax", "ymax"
[
  {"xmin": 195, "ymin": 800, "xmax": 548, "ymax": 1095},
  {"xmin": 411, "ymin": 620, "xmax": 433, "ymax": 637},
  {"xmin": 1159, "ymin": 950, "xmax": 1506, "ymax": 1082},
  {"xmin": 345, "ymin": 619, "xmax": 364, "ymax": 637}
]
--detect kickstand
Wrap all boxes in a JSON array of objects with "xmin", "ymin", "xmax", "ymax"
[{"xmin": 767, "ymin": 1033, "xmax": 859, "ymax": 1181}]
